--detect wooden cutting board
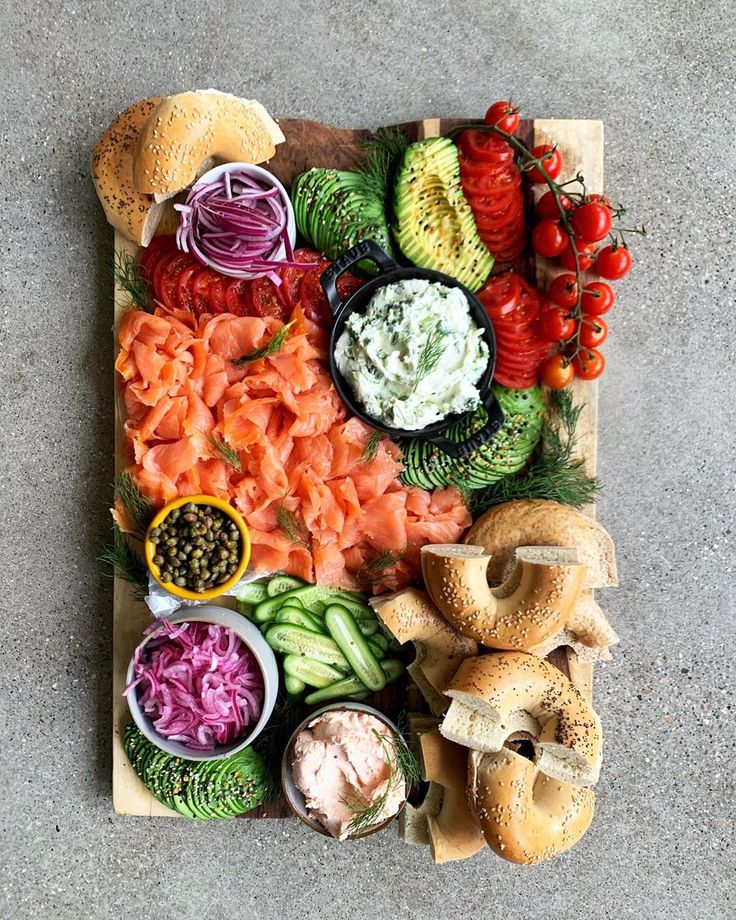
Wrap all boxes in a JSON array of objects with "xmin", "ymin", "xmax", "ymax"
[{"xmin": 111, "ymin": 115, "xmax": 603, "ymax": 818}]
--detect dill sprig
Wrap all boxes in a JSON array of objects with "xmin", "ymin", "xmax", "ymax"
[
  {"xmin": 116, "ymin": 472, "xmax": 154, "ymax": 537},
  {"xmin": 359, "ymin": 127, "xmax": 408, "ymax": 200},
  {"xmin": 356, "ymin": 549, "xmax": 405, "ymax": 587},
  {"xmin": 232, "ymin": 320, "xmax": 295, "ymax": 366},
  {"xmin": 276, "ymin": 504, "xmax": 310, "ymax": 548},
  {"xmin": 99, "ymin": 524, "xmax": 149, "ymax": 596},
  {"xmin": 114, "ymin": 251, "xmax": 152, "ymax": 312},
  {"xmin": 360, "ymin": 431, "xmax": 381, "ymax": 465},
  {"xmin": 209, "ymin": 435, "xmax": 242, "ymax": 473},
  {"xmin": 471, "ymin": 389, "xmax": 602, "ymax": 513},
  {"xmin": 344, "ymin": 728, "xmax": 420, "ymax": 836},
  {"xmin": 414, "ymin": 323, "xmax": 444, "ymax": 387}
]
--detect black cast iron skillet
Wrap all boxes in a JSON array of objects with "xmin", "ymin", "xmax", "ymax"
[{"xmin": 321, "ymin": 240, "xmax": 504, "ymax": 459}]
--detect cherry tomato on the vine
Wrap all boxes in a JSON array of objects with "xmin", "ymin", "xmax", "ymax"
[
  {"xmin": 536, "ymin": 190, "xmax": 572, "ymax": 221},
  {"xmin": 586, "ymin": 193, "xmax": 614, "ymax": 209},
  {"xmin": 581, "ymin": 281, "xmax": 615, "ymax": 315},
  {"xmin": 596, "ymin": 244, "xmax": 632, "ymax": 280},
  {"xmin": 579, "ymin": 315, "xmax": 608, "ymax": 348},
  {"xmin": 559, "ymin": 239, "xmax": 597, "ymax": 271},
  {"xmin": 570, "ymin": 202, "xmax": 613, "ymax": 243},
  {"xmin": 547, "ymin": 273, "xmax": 580, "ymax": 309},
  {"xmin": 484, "ymin": 100, "xmax": 520, "ymax": 134},
  {"xmin": 527, "ymin": 145, "xmax": 563, "ymax": 183},
  {"xmin": 573, "ymin": 347, "xmax": 606, "ymax": 380},
  {"xmin": 531, "ymin": 220, "xmax": 568, "ymax": 258},
  {"xmin": 541, "ymin": 353, "xmax": 575, "ymax": 389},
  {"xmin": 539, "ymin": 306, "xmax": 576, "ymax": 342}
]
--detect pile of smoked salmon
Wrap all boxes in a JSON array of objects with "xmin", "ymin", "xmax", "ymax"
[{"xmin": 115, "ymin": 304, "xmax": 470, "ymax": 592}]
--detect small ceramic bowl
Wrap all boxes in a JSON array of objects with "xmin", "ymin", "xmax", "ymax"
[
  {"xmin": 186, "ymin": 161, "xmax": 297, "ymax": 279},
  {"xmin": 281, "ymin": 703, "xmax": 408, "ymax": 839},
  {"xmin": 144, "ymin": 494, "xmax": 251, "ymax": 601},
  {"xmin": 126, "ymin": 605, "xmax": 278, "ymax": 761}
]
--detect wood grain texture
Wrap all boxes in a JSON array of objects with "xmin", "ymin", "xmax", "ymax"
[{"xmin": 111, "ymin": 116, "xmax": 603, "ymax": 817}]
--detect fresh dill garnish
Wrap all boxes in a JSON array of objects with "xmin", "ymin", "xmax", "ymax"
[
  {"xmin": 116, "ymin": 472, "xmax": 154, "ymax": 537},
  {"xmin": 360, "ymin": 431, "xmax": 381, "ymax": 464},
  {"xmin": 471, "ymin": 389, "xmax": 602, "ymax": 513},
  {"xmin": 414, "ymin": 323, "xmax": 444, "ymax": 388},
  {"xmin": 208, "ymin": 435, "xmax": 242, "ymax": 472},
  {"xmin": 114, "ymin": 251, "xmax": 152, "ymax": 312},
  {"xmin": 99, "ymin": 524, "xmax": 149, "ymax": 596},
  {"xmin": 356, "ymin": 549, "xmax": 405, "ymax": 587},
  {"xmin": 359, "ymin": 127, "xmax": 408, "ymax": 201},
  {"xmin": 232, "ymin": 320, "xmax": 295, "ymax": 366},
  {"xmin": 343, "ymin": 727, "xmax": 420, "ymax": 836},
  {"xmin": 276, "ymin": 504, "xmax": 310, "ymax": 548}
]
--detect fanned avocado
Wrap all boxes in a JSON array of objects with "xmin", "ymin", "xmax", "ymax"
[
  {"xmin": 123, "ymin": 723, "xmax": 270, "ymax": 819},
  {"xmin": 393, "ymin": 136, "xmax": 494, "ymax": 292},
  {"xmin": 291, "ymin": 167, "xmax": 396, "ymax": 270},
  {"xmin": 400, "ymin": 384, "xmax": 545, "ymax": 491}
]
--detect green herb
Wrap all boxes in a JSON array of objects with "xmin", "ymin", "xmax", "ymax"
[
  {"xmin": 356, "ymin": 549, "xmax": 405, "ymax": 587},
  {"xmin": 360, "ymin": 431, "xmax": 381, "ymax": 464},
  {"xmin": 113, "ymin": 251, "xmax": 151, "ymax": 312},
  {"xmin": 414, "ymin": 323, "xmax": 444, "ymax": 388},
  {"xmin": 471, "ymin": 389, "xmax": 602, "ymax": 513},
  {"xmin": 344, "ymin": 728, "xmax": 419, "ymax": 836},
  {"xmin": 276, "ymin": 504, "xmax": 310, "ymax": 548},
  {"xmin": 253, "ymin": 694, "xmax": 306, "ymax": 801},
  {"xmin": 116, "ymin": 472, "xmax": 154, "ymax": 537},
  {"xmin": 209, "ymin": 435, "xmax": 242, "ymax": 472},
  {"xmin": 360, "ymin": 127, "xmax": 408, "ymax": 201},
  {"xmin": 232, "ymin": 320, "xmax": 295, "ymax": 366},
  {"xmin": 99, "ymin": 524, "xmax": 148, "ymax": 596}
]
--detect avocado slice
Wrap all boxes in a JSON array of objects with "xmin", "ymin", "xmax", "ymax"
[{"xmin": 393, "ymin": 136, "xmax": 493, "ymax": 292}]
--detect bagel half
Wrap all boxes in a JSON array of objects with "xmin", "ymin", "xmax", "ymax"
[
  {"xmin": 422, "ymin": 544, "xmax": 586, "ymax": 651},
  {"xmin": 465, "ymin": 499, "xmax": 618, "ymax": 589},
  {"xmin": 468, "ymin": 746, "xmax": 595, "ymax": 864},
  {"xmin": 527, "ymin": 589, "xmax": 619, "ymax": 662},
  {"xmin": 91, "ymin": 97, "xmax": 165, "ymax": 246},
  {"xmin": 371, "ymin": 588, "xmax": 478, "ymax": 714},
  {"xmin": 441, "ymin": 652, "xmax": 602, "ymax": 786},
  {"xmin": 133, "ymin": 90, "xmax": 285, "ymax": 201}
]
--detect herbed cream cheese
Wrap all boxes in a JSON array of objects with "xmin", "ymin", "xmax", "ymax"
[{"xmin": 335, "ymin": 279, "xmax": 489, "ymax": 430}]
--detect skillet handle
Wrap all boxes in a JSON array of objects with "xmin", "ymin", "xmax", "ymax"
[
  {"xmin": 425, "ymin": 390, "xmax": 505, "ymax": 460},
  {"xmin": 320, "ymin": 241, "xmax": 398, "ymax": 317}
]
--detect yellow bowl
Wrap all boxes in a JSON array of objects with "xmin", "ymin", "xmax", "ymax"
[{"xmin": 145, "ymin": 494, "xmax": 251, "ymax": 601}]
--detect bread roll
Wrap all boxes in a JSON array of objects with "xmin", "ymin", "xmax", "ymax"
[
  {"xmin": 441, "ymin": 652, "xmax": 603, "ymax": 786},
  {"xmin": 465, "ymin": 499, "xmax": 618, "ymax": 589}
]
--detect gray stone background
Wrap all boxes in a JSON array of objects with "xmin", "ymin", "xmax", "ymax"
[{"xmin": 1, "ymin": 2, "xmax": 734, "ymax": 918}]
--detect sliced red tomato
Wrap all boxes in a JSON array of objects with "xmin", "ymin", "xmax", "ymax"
[
  {"xmin": 471, "ymin": 193, "xmax": 523, "ymax": 223},
  {"xmin": 151, "ymin": 252, "xmax": 178, "ymax": 305},
  {"xmin": 460, "ymin": 130, "xmax": 515, "ymax": 164},
  {"xmin": 300, "ymin": 263, "xmax": 332, "ymax": 326},
  {"xmin": 157, "ymin": 254, "xmax": 193, "ymax": 310},
  {"xmin": 208, "ymin": 278, "xmax": 228, "ymax": 314},
  {"xmin": 176, "ymin": 265, "xmax": 198, "ymax": 312},
  {"xmin": 281, "ymin": 249, "xmax": 322, "ymax": 309},
  {"xmin": 336, "ymin": 272, "xmax": 364, "ymax": 301},
  {"xmin": 493, "ymin": 367, "xmax": 539, "ymax": 389},
  {"xmin": 461, "ymin": 168, "xmax": 514, "ymax": 196},
  {"xmin": 225, "ymin": 279, "xmax": 251, "ymax": 316},
  {"xmin": 191, "ymin": 269, "xmax": 222, "ymax": 316},
  {"xmin": 463, "ymin": 169, "xmax": 522, "ymax": 199},
  {"xmin": 248, "ymin": 277, "xmax": 287, "ymax": 320},
  {"xmin": 477, "ymin": 272, "xmax": 522, "ymax": 319},
  {"xmin": 139, "ymin": 235, "xmax": 175, "ymax": 283}
]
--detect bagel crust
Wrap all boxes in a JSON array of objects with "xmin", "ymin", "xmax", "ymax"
[
  {"xmin": 441, "ymin": 652, "xmax": 603, "ymax": 786},
  {"xmin": 421, "ymin": 544, "xmax": 586, "ymax": 651},
  {"xmin": 468, "ymin": 747, "xmax": 595, "ymax": 864}
]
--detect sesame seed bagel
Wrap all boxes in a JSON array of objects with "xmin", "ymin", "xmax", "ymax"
[
  {"xmin": 91, "ymin": 97, "xmax": 165, "ymax": 246},
  {"xmin": 421, "ymin": 544, "xmax": 586, "ymax": 651},
  {"xmin": 133, "ymin": 90, "xmax": 285, "ymax": 202},
  {"xmin": 441, "ymin": 652, "xmax": 603, "ymax": 786},
  {"xmin": 468, "ymin": 746, "xmax": 596, "ymax": 864}
]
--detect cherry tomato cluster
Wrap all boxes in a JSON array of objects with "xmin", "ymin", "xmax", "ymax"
[
  {"xmin": 477, "ymin": 272, "xmax": 552, "ymax": 389},
  {"xmin": 457, "ymin": 103, "xmax": 526, "ymax": 263},
  {"xmin": 139, "ymin": 237, "xmax": 362, "ymax": 327}
]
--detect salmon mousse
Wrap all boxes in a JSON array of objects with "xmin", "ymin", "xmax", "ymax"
[{"xmin": 291, "ymin": 709, "xmax": 407, "ymax": 839}]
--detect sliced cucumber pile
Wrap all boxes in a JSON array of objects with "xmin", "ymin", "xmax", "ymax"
[
  {"xmin": 292, "ymin": 168, "xmax": 396, "ymax": 270},
  {"xmin": 123, "ymin": 723, "xmax": 270, "ymax": 819},
  {"xmin": 240, "ymin": 576, "xmax": 405, "ymax": 702},
  {"xmin": 400, "ymin": 384, "xmax": 545, "ymax": 491}
]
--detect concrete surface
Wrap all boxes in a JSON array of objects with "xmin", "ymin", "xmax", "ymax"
[{"xmin": 1, "ymin": 2, "xmax": 734, "ymax": 918}]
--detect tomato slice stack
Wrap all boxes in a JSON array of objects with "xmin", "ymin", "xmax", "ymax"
[
  {"xmin": 458, "ymin": 130, "xmax": 526, "ymax": 263},
  {"xmin": 477, "ymin": 272, "xmax": 551, "ymax": 388}
]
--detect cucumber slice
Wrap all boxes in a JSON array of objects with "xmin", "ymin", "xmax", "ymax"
[
  {"xmin": 252, "ymin": 585, "xmax": 373, "ymax": 624},
  {"xmin": 275, "ymin": 607, "xmax": 325, "ymax": 634},
  {"xmin": 323, "ymin": 604, "xmax": 386, "ymax": 692},
  {"xmin": 236, "ymin": 599, "xmax": 255, "ymax": 619},
  {"xmin": 282, "ymin": 655, "xmax": 346, "ymax": 689},
  {"xmin": 264, "ymin": 624, "xmax": 351, "ymax": 671},
  {"xmin": 235, "ymin": 582, "xmax": 269, "ymax": 605},
  {"xmin": 284, "ymin": 674, "xmax": 306, "ymax": 696},
  {"xmin": 371, "ymin": 632, "xmax": 389, "ymax": 653},
  {"xmin": 303, "ymin": 673, "xmax": 366, "ymax": 705},
  {"xmin": 366, "ymin": 638, "xmax": 386, "ymax": 660},
  {"xmin": 279, "ymin": 597, "xmax": 305, "ymax": 610},
  {"xmin": 267, "ymin": 575, "xmax": 306, "ymax": 597},
  {"xmin": 355, "ymin": 619, "xmax": 379, "ymax": 638}
]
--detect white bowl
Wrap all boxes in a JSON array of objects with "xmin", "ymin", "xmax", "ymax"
[
  {"xmin": 185, "ymin": 161, "xmax": 296, "ymax": 279},
  {"xmin": 126, "ymin": 605, "xmax": 279, "ymax": 761}
]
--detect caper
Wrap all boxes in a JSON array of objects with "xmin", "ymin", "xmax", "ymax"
[
  {"xmin": 217, "ymin": 574, "xmax": 230, "ymax": 584},
  {"xmin": 150, "ymin": 527, "xmax": 161, "ymax": 539},
  {"xmin": 166, "ymin": 546, "xmax": 178, "ymax": 558},
  {"xmin": 150, "ymin": 535, "xmax": 160, "ymax": 545},
  {"xmin": 170, "ymin": 509, "xmax": 181, "ymax": 521},
  {"xmin": 191, "ymin": 548, "xmax": 203, "ymax": 559},
  {"xmin": 177, "ymin": 551, "xmax": 187, "ymax": 562},
  {"xmin": 160, "ymin": 570, "xmax": 172, "ymax": 582},
  {"xmin": 200, "ymin": 568, "xmax": 210, "ymax": 580},
  {"xmin": 174, "ymin": 577, "xmax": 186, "ymax": 587},
  {"xmin": 183, "ymin": 512, "xmax": 196, "ymax": 523},
  {"xmin": 229, "ymin": 552, "xmax": 238, "ymax": 564},
  {"xmin": 226, "ymin": 540, "xmax": 237, "ymax": 550},
  {"xmin": 166, "ymin": 536, "xmax": 177, "ymax": 547},
  {"xmin": 153, "ymin": 554, "xmax": 165, "ymax": 566},
  {"xmin": 212, "ymin": 519, "xmax": 222, "ymax": 532},
  {"xmin": 203, "ymin": 506, "xmax": 212, "ymax": 515},
  {"xmin": 184, "ymin": 502, "xmax": 197, "ymax": 513},
  {"xmin": 183, "ymin": 543, "xmax": 193, "ymax": 554},
  {"xmin": 194, "ymin": 579, "xmax": 205, "ymax": 591}
]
